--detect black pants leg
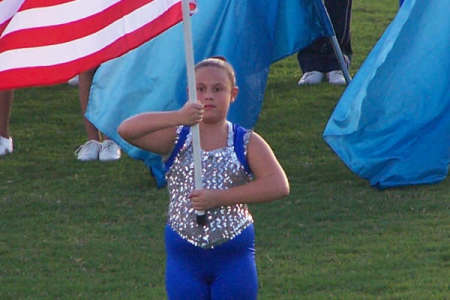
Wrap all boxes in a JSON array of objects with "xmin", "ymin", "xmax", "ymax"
[{"xmin": 297, "ymin": 0, "xmax": 352, "ymax": 73}]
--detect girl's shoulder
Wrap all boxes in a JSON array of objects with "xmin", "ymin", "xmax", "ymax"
[
  {"xmin": 163, "ymin": 125, "xmax": 191, "ymax": 170},
  {"xmin": 246, "ymin": 130, "xmax": 272, "ymax": 153}
]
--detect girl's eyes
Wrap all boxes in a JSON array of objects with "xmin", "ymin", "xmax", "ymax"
[{"xmin": 196, "ymin": 86, "xmax": 223, "ymax": 92}]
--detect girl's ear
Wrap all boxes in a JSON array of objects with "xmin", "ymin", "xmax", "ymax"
[{"xmin": 231, "ymin": 86, "xmax": 239, "ymax": 102}]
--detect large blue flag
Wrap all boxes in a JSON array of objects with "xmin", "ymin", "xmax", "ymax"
[
  {"xmin": 87, "ymin": 0, "xmax": 333, "ymax": 187},
  {"xmin": 323, "ymin": 0, "xmax": 450, "ymax": 189}
]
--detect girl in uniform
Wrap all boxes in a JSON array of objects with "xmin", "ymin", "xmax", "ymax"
[{"xmin": 118, "ymin": 57, "xmax": 289, "ymax": 300}]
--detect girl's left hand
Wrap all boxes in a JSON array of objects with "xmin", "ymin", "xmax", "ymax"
[{"xmin": 189, "ymin": 189, "xmax": 219, "ymax": 210}]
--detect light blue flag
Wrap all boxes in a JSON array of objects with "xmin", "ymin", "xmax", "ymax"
[
  {"xmin": 87, "ymin": 0, "xmax": 333, "ymax": 187},
  {"xmin": 323, "ymin": 0, "xmax": 450, "ymax": 189}
]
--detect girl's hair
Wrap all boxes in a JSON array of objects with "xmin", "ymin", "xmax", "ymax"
[{"xmin": 195, "ymin": 56, "xmax": 236, "ymax": 87}]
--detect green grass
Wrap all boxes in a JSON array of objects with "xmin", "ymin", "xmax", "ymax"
[{"xmin": 1, "ymin": 1, "xmax": 449, "ymax": 299}]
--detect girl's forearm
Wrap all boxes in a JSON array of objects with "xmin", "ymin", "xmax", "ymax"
[
  {"xmin": 216, "ymin": 173, "xmax": 289, "ymax": 206},
  {"xmin": 118, "ymin": 111, "xmax": 180, "ymax": 140}
]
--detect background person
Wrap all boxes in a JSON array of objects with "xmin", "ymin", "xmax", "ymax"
[
  {"xmin": 0, "ymin": 89, "xmax": 13, "ymax": 156},
  {"xmin": 0, "ymin": 72, "xmax": 121, "ymax": 161},
  {"xmin": 297, "ymin": 0, "xmax": 352, "ymax": 85},
  {"xmin": 75, "ymin": 69, "xmax": 121, "ymax": 162}
]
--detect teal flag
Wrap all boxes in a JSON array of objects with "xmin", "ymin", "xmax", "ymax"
[
  {"xmin": 87, "ymin": 0, "xmax": 333, "ymax": 187},
  {"xmin": 323, "ymin": 0, "xmax": 450, "ymax": 188}
]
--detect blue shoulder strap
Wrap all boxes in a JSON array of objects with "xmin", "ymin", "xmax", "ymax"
[
  {"xmin": 164, "ymin": 126, "xmax": 190, "ymax": 171},
  {"xmin": 233, "ymin": 123, "xmax": 251, "ymax": 174},
  {"xmin": 165, "ymin": 124, "xmax": 251, "ymax": 174}
]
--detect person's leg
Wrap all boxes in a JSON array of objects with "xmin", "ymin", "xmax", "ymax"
[
  {"xmin": 0, "ymin": 90, "xmax": 14, "ymax": 156},
  {"xmin": 0, "ymin": 90, "xmax": 13, "ymax": 138},
  {"xmin": 323, "ymin": 0, "xmax": 352, "ymax": 72},
  {"xmin": 297, "ymin": 0, "xmax": 352, "ymax": 85},
  {"xmin": 79, "ymin": 69, "xmax": 100, "ymax": 141},
  {"xmin": 296, "ymin": 39, "xmax": 327, "ymax": 85},
  {"xmin": 315, "ymin": 0, "xmax": 352, "ymax": 85},
  {"xmin": 297, "ymin": 38, "xmax": 328, "ymax": 73},
  {"xmin": 210, "ymin": 225, "xmax": 258, "ymax": 300},
  {"xmin": 75, "ymin": 69, "xmax": 102, "ymax": 161},
  {"xmin": 77, "ymin": 68, "xmax": 121, "ymax": 161},
  {"xmin": 296, "ymin": 15, "xmax": 331, "ymax": 84},
  {"xmin": 165, "ymin": 225, "xmax": 210, "ymax": 300}
]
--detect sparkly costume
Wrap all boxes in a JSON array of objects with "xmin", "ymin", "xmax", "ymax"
[
  {"xmin": 164, "ymin": 121, "xmax": 258, "ymax": 300},
  {"xmin": 165, "ymin": 121, "xmax": 254, "ymax": 249}
]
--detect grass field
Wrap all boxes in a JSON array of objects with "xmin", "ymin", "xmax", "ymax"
[{"xmin": 1, "ymin": 1, "xmax": 449, "ymax": 299}]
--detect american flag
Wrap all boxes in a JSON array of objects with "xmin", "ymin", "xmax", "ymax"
[{"xmin": 0, "ymin": 0, "xmax": 196, "ymax": 90}]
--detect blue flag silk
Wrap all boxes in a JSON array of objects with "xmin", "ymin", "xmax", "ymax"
[
  {"xmin": 323, "ymin": 0, "xmax": 450, "ymax": 189},
  {"xmin": 87, "ymin": 0, "xmax": 332, "ymax": 187}
]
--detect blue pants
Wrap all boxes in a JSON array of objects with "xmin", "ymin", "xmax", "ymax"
[{"xmin": 165, "ymin": 224, "xmax": 258, "ymax": 300}]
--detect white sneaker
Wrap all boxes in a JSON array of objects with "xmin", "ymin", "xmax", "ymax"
[
  {"xmin": 67, "ymin": 75, "xmax": 79, "ymax": 86},
  {"xmin": 327, "ymin": 70, "xmax": 346, "ymax": 85},
  {"xmin": 99, "ymin": 139, "xmax": 121, "ymax": 162},
  {"xmin": 297, "ymin": 71, "xmax": 324, "ymax": 86},
  {"xmin": 0, "ymin": 136, "xmax": 13, "ymax": 156},
  {"xmin": 75, "ymin": 140, "xmax": 101, "ymax": 161}
]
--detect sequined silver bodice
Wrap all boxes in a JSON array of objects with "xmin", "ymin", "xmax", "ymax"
[{"xmin": 165, "ymin": 122, "xmax": 254, "ymax": 248}]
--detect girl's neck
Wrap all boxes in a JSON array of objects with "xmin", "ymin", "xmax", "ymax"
[
  {"xmin": 199, "ymin": 120, "xmax": 228, "ymax": 151},
  {"xmin": 199, "ymin": 119, "xmax": 227, "ymax": 130}
]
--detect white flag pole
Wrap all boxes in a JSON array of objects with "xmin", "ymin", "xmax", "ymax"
[{"xmin": 181, "ymin": 0, "xmax": 206, "ymax": 226}]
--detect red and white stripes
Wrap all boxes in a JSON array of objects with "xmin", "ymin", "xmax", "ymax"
[
  {"xmin": 0, "ymin": 0, "xmax": 196, "ymax": 90},
  {"xmin": 0, "ymin": 0, "xmax": 24, "ymax": 35}
]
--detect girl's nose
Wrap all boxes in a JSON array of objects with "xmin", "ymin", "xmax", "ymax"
[{"xmin": 203, "ymin": 90, "xmax": 213, "ymax": 100}]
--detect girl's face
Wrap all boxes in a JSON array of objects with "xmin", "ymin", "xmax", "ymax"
[{"xmin": 195, "ymin": 66, "xmax": 238, "ymax": 124}]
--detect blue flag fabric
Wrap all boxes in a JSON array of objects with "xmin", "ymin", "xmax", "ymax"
[
  {"xmin": 323, "ymin": 0, "xmax": 450, "ymax": 189},
  {"xmin": 87, "ymin": 0, "xmax": 332, "ymax": 187}
]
